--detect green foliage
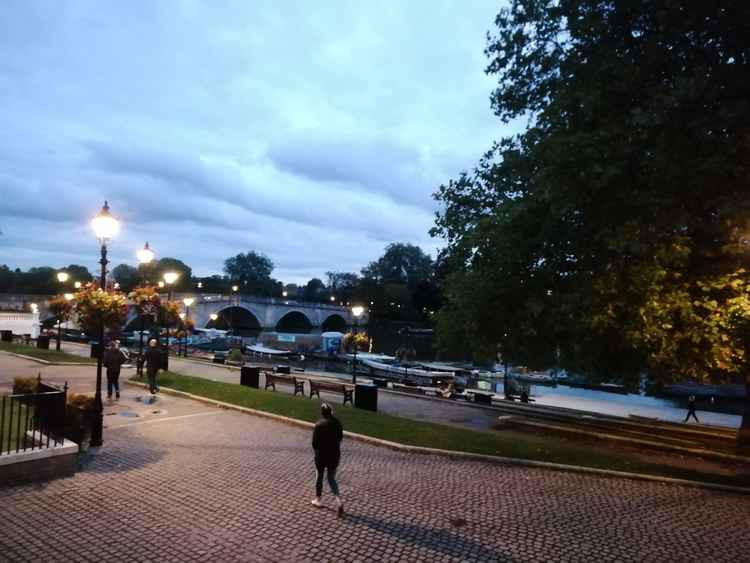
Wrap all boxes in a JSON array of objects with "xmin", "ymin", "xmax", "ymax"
[
  {"xmin": 112, "ymin": 264, "xmax": 140, "ymax": 293},
  {"xmin": 12, "ymin": 376, "xmax": 37, "ymax": 395},
  {"xmin": 228, "ymin": 348, "xmax": 244, "ymax": 363},
  {"xmin": 362, "ymin": 243, "xmax": 434, "ymax": 288},
  {"xmin": 0, "ymin": 264, "xmax": 92, "ymax": 294},
  {"xmin": 224, "ymin": 251, "xmax": 279, "ymax": 296},
  {"xmin": 433, "ymin": 1, "xmax": 750, "ymax": 383}
]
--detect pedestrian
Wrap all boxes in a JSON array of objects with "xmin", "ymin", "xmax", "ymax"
[
  {"xmin": 311, "ymin": 402, "xmax": 344, "ymax": 517},
  {"xmin": 684, "ymin": 395, "xmax": 700, "ymax": 423},
  {"xmin": 145, "ymin": 338, "xmax": 162, "ymax": 394},
  {"xmin": 103, "ymin": 340, "xmax": 127, "ymax": 400}
]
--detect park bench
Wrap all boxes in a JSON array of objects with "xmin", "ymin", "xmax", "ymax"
[
  {"xmin": 391, "ymin": 383, "xmax": 425, "ymax": 395},
  {"xmin": 308, "ymin": 378, "xmax": 354, "ymax": 406},
  {"xmin": 466, "ymin": 390, "xmax": 495, "ymax": 405},
  {"xmin": 263, "ymin": 371, "xmax": 305, "ymax": 396}
]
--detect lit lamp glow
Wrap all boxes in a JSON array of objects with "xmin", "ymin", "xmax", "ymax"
[
  {"xmin": 91, "ymin": 201, "xmax": 120, "ymax": 242},
  {"xmin": 210, "ymin": 313, "xmax": 219, "ymax": 321},
  {"xmin": 57, "ymin": 272, "xmax": 69, "ymax": 283},
  {"xmin": 63, "ymin": 293, "xmax": 74, "ymax": 301},
  {"xmin": 137, "ymin": 242, "xmax": 155, "ymax": 264},
  {"xmin": 163, "ymin": 271, "xmax": 180, "ymax": 285},
  {"xmin": 74, "ymin": 281, "xmax": 82, "ymax": 289}
]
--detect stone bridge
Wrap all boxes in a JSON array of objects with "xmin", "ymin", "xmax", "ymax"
[
  {"xmin": 0, "ymin": 293, "xmax": 367, "ymax": 334},
  {"xmin": 125, "ymin": 294, "xmax": 366, "ymax": 334}
]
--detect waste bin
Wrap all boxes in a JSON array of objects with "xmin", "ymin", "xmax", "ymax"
[
  {"xmin": 36, "ymin": 335, "xmax": 50, "ymax": 349},
  {"xmin": 274, "ymin": 365, "xmax": 291, "ymax": 374},
  {"xmin": 354, "ymin": 383, "xmax": 378, "ymax": 412},
  {"xmin": 90, "ymin": 342, "xmax": 102, "ymax": 359},
  {"xmin": 241, "ymin": 366, "xmax": 260, "ymax": 388},
  {"xmin": 0, "ymin": 330, "xmax": 12, "ymax": 342}
]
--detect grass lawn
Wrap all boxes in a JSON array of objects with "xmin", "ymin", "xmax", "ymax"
[
  {"xmin": 0, "ymin": 341, "xmax": 95, "ymax": 364},
  {"xmin": 135, "ymin": 371, "xmax": 750, "ymax": 487}
]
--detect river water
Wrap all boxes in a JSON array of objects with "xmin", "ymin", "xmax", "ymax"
[{"xmin": 489, "ymin": 380, "xmax": 741, "ymax": 429}]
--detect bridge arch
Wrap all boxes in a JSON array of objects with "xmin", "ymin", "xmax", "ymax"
[
  {"xmin": 321, "ymin": 314, "xmax": 347, "ymax": 333},
  {"xmin": 207, "ymin": 306, "xmax": 262, "ymax": 336},
  {"xmin": 275, "ymin": 311, "xmax": 313, "ymax": 334}
]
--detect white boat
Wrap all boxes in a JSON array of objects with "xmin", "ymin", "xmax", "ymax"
[{"xmin": 360, "ymin": 358, "xmax": 453, "ymax": 386}]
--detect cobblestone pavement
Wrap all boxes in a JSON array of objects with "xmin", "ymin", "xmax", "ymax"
[{"xmin": 2, "ymin": 402, "xmax": 750, "ymax": 562}]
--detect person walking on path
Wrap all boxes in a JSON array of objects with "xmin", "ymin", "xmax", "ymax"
[
  {"xmin": 311, "ymin": 403, "xmax": 344, "ymax": 517},
  {"xmin": 684, "ymin": 395, "xmax": 700, "ymax": 423},
  {"xmin": 103, "ymin": 340, "xmax": 127, "ymax": 400},
  {"xmin": 145, "ymin": 338, "xmax": 162, "ymax": 394}
]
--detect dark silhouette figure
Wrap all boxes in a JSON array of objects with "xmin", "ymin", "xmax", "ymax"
[
  {"xmin": 103, "ymin": 340, "xmax": 127, "ymax": 400},
  {"xmin": 311, "ymin": 403, "xmax": 344, "ymax": 517},
  {"xmin": 145, "ymin": 339, "xmax": 162, "ymax": 394},
  {"xmin": 684, "ymin": 395, "xmax": 700, "ymax": 423}
]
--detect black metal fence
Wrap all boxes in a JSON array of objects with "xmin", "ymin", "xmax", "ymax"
[{"xmin": 0, "ymin": 380, "xmax": 67, "ymax": 456}]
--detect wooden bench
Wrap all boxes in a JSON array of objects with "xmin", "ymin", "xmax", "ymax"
[
  {"xmin": 263, "ymin": 371, "xmax": 305, "ymax": 396},
  {"xmin": 466, "ymin": 390, "xmax": 494, "ymax": 405},
  {"xmin": 308, "ymin": 379, "xmax": 354, "ymax": 406}
]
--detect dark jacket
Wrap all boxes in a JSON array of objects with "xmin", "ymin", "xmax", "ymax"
[
  {"xmin": 145, "ymin": 347, "xmax": 162, "ymax": 372},
  {"xmin": 103, "ymin": 348, "xmax": 127, "ymax": 375},
  {"xmin": 312, "ymin": 416, "xmax": 343, "ymax": 460}
]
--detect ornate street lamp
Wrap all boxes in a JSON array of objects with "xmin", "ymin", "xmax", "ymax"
[
  {"xmin": 55, "ymin": 271, "xmax": 70, "ymax": 350},
  {"xmin": 162, "ymin": 271, "xmax": 180, "ymax": 355},
  {"xmin": 182, "ymin": 297, "xmax": 194, "ymax": 356},
  {"xmin": 136, "ymin": 242, "xmax": 156, "ymax": 375},
  {"xmin": 90, "ymin": 200, "xmax": 120, "ymax": 447},
  {"xmin": 350, "ymin": 305, "xmax": 364, "ymax": 384}
]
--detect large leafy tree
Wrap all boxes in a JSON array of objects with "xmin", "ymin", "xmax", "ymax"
[
  {"xmin": 362, "ymin": 243, "xmax": 434, "ymax": 288},
  {"xmin": 433, "ymin": 0, "xmax": 750, "ymax": 438},
  {"xmin": 223, "ymin": 251, "xmax": 278, "ymax": 296}
]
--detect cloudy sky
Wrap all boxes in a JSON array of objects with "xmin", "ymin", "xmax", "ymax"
[{"xmin": 0, "ymin": 0, "xmax": 513, "ymax": 284}]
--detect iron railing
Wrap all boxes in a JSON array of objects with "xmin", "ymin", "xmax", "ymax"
[{"xmin": 0, "ymin": 378, "xmax": 67, "ymax": 456}]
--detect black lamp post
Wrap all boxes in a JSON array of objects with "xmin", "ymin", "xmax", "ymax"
[
  {"xmin": 136, "ymin": 242, "xmax": 155, "ymax": 375},
  {"xmin": 90, "ymin": 200, "xmax": 119, "ymax": 447},
  {"xmin": 350, "ymin": 305, "xmax": 364, "ymax": 384},
  {"xmin": 163, "ymin": 271, "xmax": 179, "ymax": 356},
  {"xmin": 55, "ymin": 271, "xmax": 69, "ymax": 351}
]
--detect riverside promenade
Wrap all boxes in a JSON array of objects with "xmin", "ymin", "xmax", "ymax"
[{"xmin": 1, "ymin": 351, "xmax": 750, "ymax": 561}]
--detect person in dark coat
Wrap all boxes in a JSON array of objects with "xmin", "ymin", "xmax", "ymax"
[
  {"xmin": 311, "ymin": 402, "xmax": 344, "ymax": 516},
  {"xmin": 684, "ymin": 395, "xmax": 700, "ymax": 423},
  {"xmin": 103, "ymin": 340, "xmax": 127, "ymax": 400},
  {"xmin": 144, "ymin": 338, "xmax": 162, "ymax": 394}
]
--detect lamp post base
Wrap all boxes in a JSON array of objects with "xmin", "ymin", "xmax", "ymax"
[{"xmin": 90, "ymin": 409, "xmax": 103, "ymax": 447}]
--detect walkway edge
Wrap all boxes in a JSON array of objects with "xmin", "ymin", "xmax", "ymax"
[
  {"xmin": 123, "ymin": 379, "xmax": 750, "ymax": 496},
  {"xmin": 0, "ymin": 350, "xmax": 93, "ymax": 366}
]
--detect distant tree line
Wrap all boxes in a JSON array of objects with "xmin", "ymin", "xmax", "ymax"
[{"xmin": 0, "ymin": 242, "xmax": 444, "ymax": 324}]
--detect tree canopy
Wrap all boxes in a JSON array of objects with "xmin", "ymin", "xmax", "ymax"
[
  {"xmin": 432, "ymin": 0, "xmax": 750, "ymax": 382},
  {"xmin": 223, "ymin": 251, "xmax": 279, "ymax": 296}
]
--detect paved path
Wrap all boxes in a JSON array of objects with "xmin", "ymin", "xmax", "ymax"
[
  {"xmin": 2, "ymin": 351, "xmax": 750, "ymax": 560},
  {"xmin": 2, "ymin": 394, "xmax": 750, "ymax": 562}
]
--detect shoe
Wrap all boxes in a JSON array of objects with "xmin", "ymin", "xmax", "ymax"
[
  {"xmin": 337, "ymin": 503, "xmax": 344, "ymax": 518},
  {"xmin": 107, "ymin": 394, "xmax": 112, "ymax": 400},
  {"xmin": 115, "ymin": 393, "xmax": 120, "ymax": 400},
  {"xmin": 311, "ymin": 498, "xmax": 323, "ymax": 507}
]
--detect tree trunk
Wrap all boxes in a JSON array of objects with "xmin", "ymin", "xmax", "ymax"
[{"xmin": 738, "ymin": 371, "xmax": 750, "ymax": 452}]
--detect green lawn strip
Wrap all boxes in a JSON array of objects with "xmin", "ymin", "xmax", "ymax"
[
  {"xmin": 139, "ymin": 371, "xmax": 749, "ymax": 487},
  {"xmin": 0, "ymin": 341, "xmax": 95, "ymax": 364}
]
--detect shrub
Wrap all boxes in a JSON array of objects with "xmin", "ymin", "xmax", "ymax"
[
  {"xmin": 12, "ymin": 376, "xmax": 38, "ymax": 395},
  {"xmin": 64, "ymin": 393, "xmax": 97, "ymax": 449}
]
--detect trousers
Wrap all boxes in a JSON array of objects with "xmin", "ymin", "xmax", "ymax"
[{"xmin": 315, "ymin": 455, "xmax": 340, "ymax": 497}]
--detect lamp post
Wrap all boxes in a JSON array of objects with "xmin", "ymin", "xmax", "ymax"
[
  {"xmin": 350, "ymin": 305, "xmax": 364, "ymax": 384},
  {"xmin": 230, "ymin": 285, "xmax": 238, "ymax": 337},
  {"xmin": 55, "ymin": 271, "xmax": 69, "ymax": 351},
  {"xmin": 162, "ymin": 271, "xmax": 180, "ymax": 355},
  {"xmin": 136, "ymin": 242, "xmax": 155, "ymax": 375},
  {"xmin": 182, "ymin": 297, "xmax": 194, "ymax": 357},
  {"xmin": 90, "ymin": 200, "xmax": 120, "ymax": 447}
]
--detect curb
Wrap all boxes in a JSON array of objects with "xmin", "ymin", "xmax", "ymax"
[
  {"xmin": 124, "ymin": 379, "xmax": 750, "ymax": 496},
  {"xmin": 0, "ymin": 350, "xmax": 94, "ymax": 366}
]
